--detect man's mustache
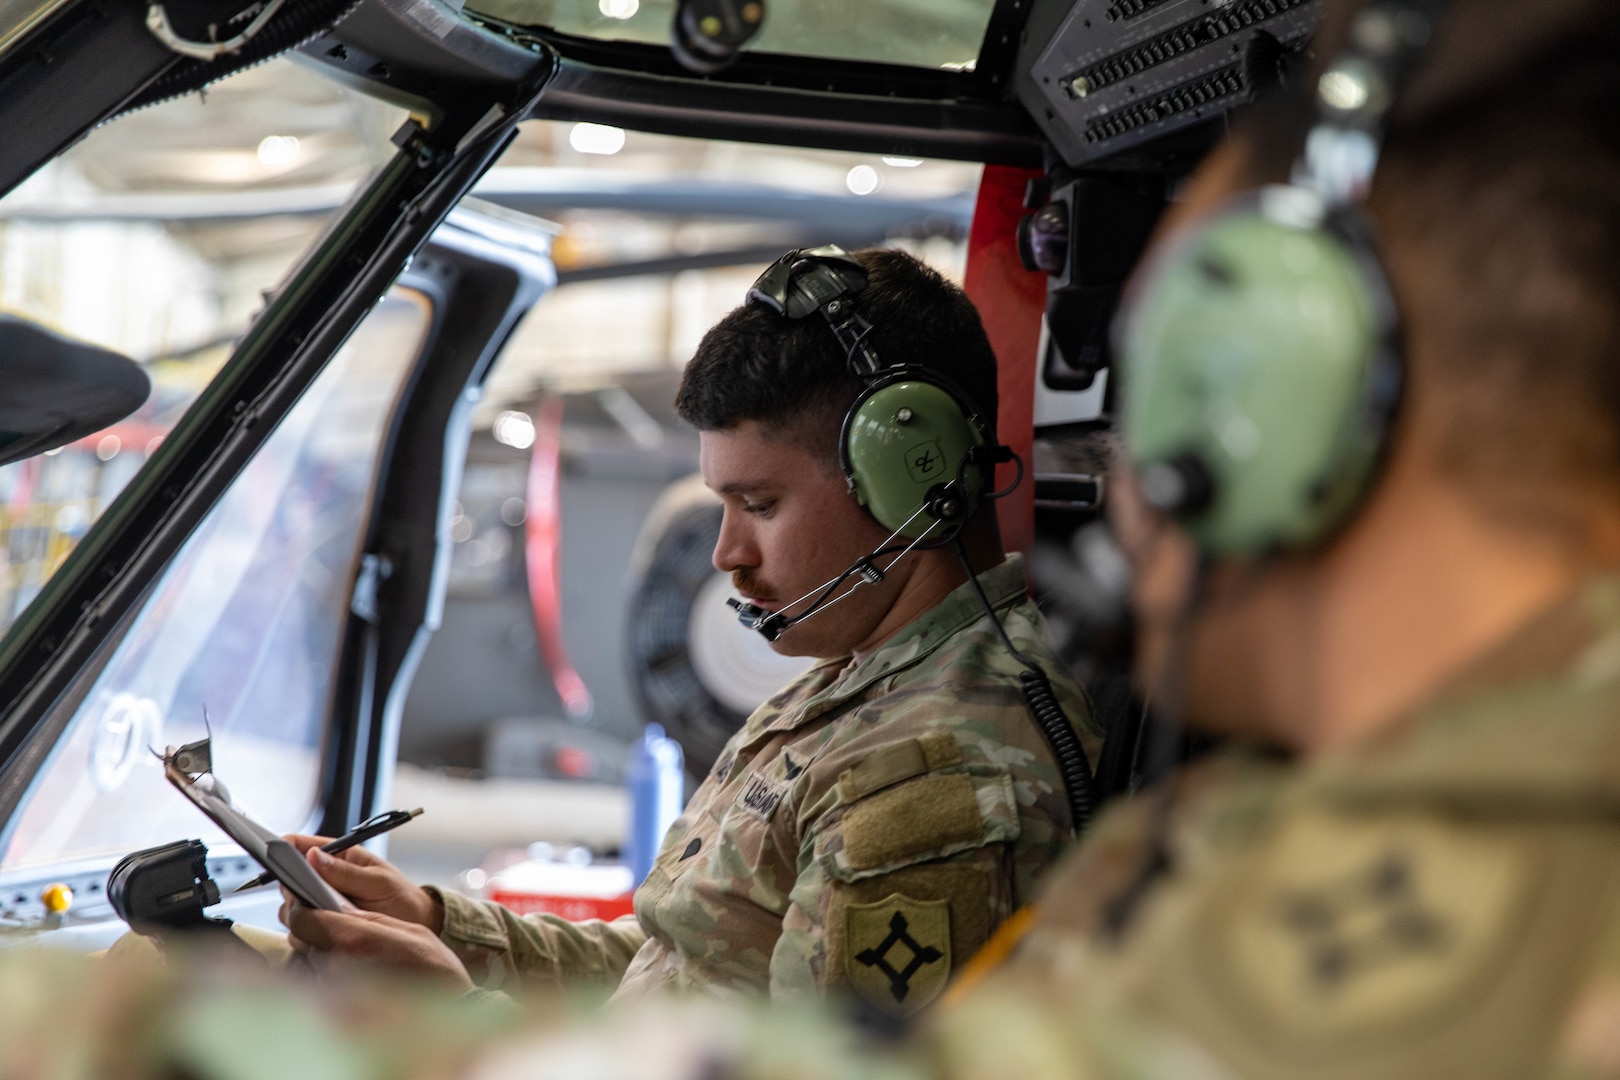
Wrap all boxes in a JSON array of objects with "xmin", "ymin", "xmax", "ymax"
[{"xmin": 732, "ymin": 570, "xmax": 772, "ymax": 599}]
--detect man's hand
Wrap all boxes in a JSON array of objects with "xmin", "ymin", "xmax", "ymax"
[
  {"xmin": 285, "ymin": 835, "xmax": 443, "ymax": 932},
  {"xmin": 281, "ymin": 902, "xmax": 475, "ymax": 992}
]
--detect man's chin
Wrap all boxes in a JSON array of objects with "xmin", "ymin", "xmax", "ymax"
[
  {"xmin": 768, "ymin": 634, "xmax": 828, "ymax": 660},
  {"xmin": 766, "ymin": 619, "xmax": 866, "ymax": 660}
]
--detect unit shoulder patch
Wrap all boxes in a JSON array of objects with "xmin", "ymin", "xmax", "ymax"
[
  {"xmin": 1197, "ymin": 810, "xmax": 1535, "ymax": 1045},
  {"xmin": 846, "ymin": 893, "xmax": 952, "ymax": 1016}
]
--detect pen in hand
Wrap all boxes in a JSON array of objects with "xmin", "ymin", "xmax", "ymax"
[{"xmin": 234, "ymin": 807, "xmax": 423, "ymax": 892}]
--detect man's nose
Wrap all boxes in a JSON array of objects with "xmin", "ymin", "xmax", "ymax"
[{"xmin": 712, "ymin": 508, "xmax": 759, "ymax": 573}]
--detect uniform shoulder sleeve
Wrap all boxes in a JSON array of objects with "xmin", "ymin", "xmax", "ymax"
[
  {"xmin": 821, "ymin": 732, "xmax": 1023, "ymax": 878},
  {"xmin": 771, "ymin": 731, "xmax": 1027, "ymax": 1015},
  {"xmin": 427, "ymin": 886, "xmax": 648, "ymax": 995}
]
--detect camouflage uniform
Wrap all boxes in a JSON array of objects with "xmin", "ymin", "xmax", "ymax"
[
  {"xmin": 428, "ymin": 554, "xmax": 1099, "ymax": 1014},
  {"xmin": 922, "ymin": 570, "xmax": 1620, "ymax": 1080},
  {"xmin": 15, "ymin": 578, "xmax": 1620, "ymax": 1077},
  {"xmin": 432, "ymin": 571, "xmax": 1620, "ymax": 1078},
  {"xmin": 376, "ymin": 570, "xmax": 1620, "ymax": 1079}
]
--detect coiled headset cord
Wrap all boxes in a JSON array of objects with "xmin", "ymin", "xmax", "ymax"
[{"xmin": 954, "ymin": 540, "xmax": 1096, "ymax": 834}]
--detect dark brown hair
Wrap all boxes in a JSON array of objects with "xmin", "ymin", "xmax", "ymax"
[{"xmin": 675, "ymin": 248, "xmax": 999, "ymax": 467}]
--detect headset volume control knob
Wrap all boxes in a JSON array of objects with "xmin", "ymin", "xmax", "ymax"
[{"xmin": 895, "ymin": 407, "xmax": 914, "ymax": 424}]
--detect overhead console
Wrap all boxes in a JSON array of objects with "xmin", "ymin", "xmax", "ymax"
[
  {"xmin": 1008, "ymin": 0, "xmax": 1323, "ymax": 422},
  {"xmin": 1017, "ymin": 0, "xmax": 1320, "ymax": 167}
]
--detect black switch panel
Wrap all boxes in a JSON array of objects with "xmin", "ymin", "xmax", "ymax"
[{"xmin": 1018, "ymin": 0, "xmax": 1320, "ymax": 166}]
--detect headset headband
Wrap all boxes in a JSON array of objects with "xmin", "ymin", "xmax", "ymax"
[{"xmin": 746, "ymin": 245, "xmax": 883, "ymax": 377}]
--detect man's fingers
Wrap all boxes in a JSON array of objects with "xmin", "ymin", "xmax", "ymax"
[
  {"xmin": 281, "ymin": 905, "xmax": 475, "ymax": 991},
  {"xmin": 287, "ymin": 905, "xmax": 334, "ymax": 951},
  {"xmin": 304, "ymin": 846, "xmax": 395, "ymax": 899},
  {"xmin": 285, "ymin": 906, "xmax": 392, "ymax": 952},
  {"xmin": 285, "ymin": 833, "xmax": 388, "ymax": 868},
  {"xmin": 286, "ymin": 844, "xmax": 434, "ymax": 927}
]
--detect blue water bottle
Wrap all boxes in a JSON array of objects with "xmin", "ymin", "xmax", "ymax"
[{"xmin": 625, "ymin": 723, "xmax": 685, "ymax": 886}]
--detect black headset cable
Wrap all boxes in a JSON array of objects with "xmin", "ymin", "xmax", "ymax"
[{"xmin": 953, "ymin": 539, "xmax": 1096, "ymax": 835}]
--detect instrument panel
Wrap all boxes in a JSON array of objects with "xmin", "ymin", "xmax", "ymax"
[{"xmin": 1019, "ymin": 0, "xmax": 1321, "ymax": 165}]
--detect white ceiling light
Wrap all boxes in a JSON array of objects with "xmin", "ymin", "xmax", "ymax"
[
  {"xmin": 569, "ymin": 122, "xmax": 627, "ymax": 155},
  {"xmin": 598, "ymin": 0, "xmax": 639, "ymax": 17},
  {"xmin": 845, "ymin": 165, "xmax": 880, "ymax": 196},
  {"xmin": 255, "ymin": 134, "xmax": 301, "ymax": 167},
  {"xmin": 881, "ymin": 156, "xmax": 923, "ymax": 167},
  {"xmin": 492, "ymin": 410, "xmax": 536, "ymax": 450}
]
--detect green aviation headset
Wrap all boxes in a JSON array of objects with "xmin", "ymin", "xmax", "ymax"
[
  {"xmin": 1118, "ymin": 0, "xmax": 1444, "ymax": 555},
  {"xmin": 745, "ymin": 245, "xmax": 1004, "ymax": 540}
]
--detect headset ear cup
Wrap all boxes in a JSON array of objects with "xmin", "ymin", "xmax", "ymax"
[
  {"xmin": 1119, "ymin": 190, "xmax": 1400, "ymax": 555},
  {"xmin": 841, "ymin": 378, "xmax": 987, "ymax": 537}
]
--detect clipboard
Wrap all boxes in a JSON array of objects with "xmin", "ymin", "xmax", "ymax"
[{"xmin": 161, "ymin": 735, "xmax": 347, "ymax": 912}]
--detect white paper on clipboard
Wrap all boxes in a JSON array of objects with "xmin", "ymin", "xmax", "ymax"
[{"xmin": 162, "ymin": 737, "xmax": 347, "ymax": 912}]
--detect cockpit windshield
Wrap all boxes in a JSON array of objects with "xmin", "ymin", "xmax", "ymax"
[{"xmin": 467, "ymin": 0, "xmax": 996, "ymax": 70}]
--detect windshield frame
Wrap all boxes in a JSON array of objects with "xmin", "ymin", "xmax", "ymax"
[
  {"xmin": 486, "ymin": 7, "xmax": 1043, "ymax": 166},
  {"xmin": 492, "ymin": 0, "xmax": 1031, "ymax": 98},
  {"xmin": 468, "ymin": 0, "xmax": 1011, "ymax": 80}
]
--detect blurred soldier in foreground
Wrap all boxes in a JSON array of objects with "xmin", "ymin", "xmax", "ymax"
[
  {"xmin": 944, "ymin": 0, "xmax": 1620, "ymax": 1072},
  {"xmin": 7, "ymin": 0, "xmax": 1620, "ymax": 1076},
  {"xmin": 277, "ymin": 248, "xmax": 1099, "ymax": 1015}
]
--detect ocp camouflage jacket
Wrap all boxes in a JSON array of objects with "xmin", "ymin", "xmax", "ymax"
[
  {"xmin": 430, "ymin": 554, "xmax": 1100, "ymax": 1015},
  {"xmin": 926, "ymin": 571, "xmax": 1620, "ymax": 1080}
]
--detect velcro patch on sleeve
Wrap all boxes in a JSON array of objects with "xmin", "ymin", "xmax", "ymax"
[
  {"xmin": 918, "ymin": 732, "xmax": 965, "ymax": 770},
  {"xmin": 843, "ymin": 773, "xmax": 983, "ymax": 871},
  {"xmin": 838, "ymin": 734, "xmax": 965, "ymax": 803}
]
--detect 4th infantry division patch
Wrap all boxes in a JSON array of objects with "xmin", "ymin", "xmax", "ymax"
[{"xmin": 846, "ymin": 894, "xmax": 952, "ymax": 1016}]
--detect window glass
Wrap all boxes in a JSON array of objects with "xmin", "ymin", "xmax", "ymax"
[
  {"xmin": 0, "ymin": 57, "xmax": 405, "ymax": 635},
  {"xmin": 0, "ymin": 291, "xmax": 430, "ymax": 874},
  {"xmin": 467, "ymin": 0, "xmax": 995, "ymax": 71}
]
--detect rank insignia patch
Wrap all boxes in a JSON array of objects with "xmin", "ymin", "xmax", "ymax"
[{"xmin": 847, "ymin": 894, "xmax": 951, "ymax": 1015}]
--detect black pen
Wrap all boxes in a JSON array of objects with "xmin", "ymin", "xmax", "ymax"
[{"xmin": 234, "ymin": 807, "xmax": 424, "ymax": 892}]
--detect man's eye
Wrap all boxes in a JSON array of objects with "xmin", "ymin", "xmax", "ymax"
[{"xmin": 745, "ymin": 501, "xmax": 774, "ymax": 516}]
